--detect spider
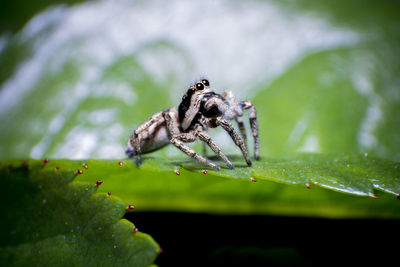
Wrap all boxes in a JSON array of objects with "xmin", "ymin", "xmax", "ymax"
[{"xmin": 126, "ymin": 79, "xmax": 259, "ymax": 170}]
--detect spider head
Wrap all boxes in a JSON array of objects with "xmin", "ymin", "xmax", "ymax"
[
  {"xmin": 179, "ymin": 79, "xmax": 212, "ymax": 130},
  {"xmin": 191, "ymin": 79, "xmax": 210, "ymax": 91}
]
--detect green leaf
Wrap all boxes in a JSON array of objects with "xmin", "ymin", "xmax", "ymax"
[
  {"xmin": 253, "ymin": 46, "xmax": 400, "ymax": 160},
  {"xmin": 7, "ymin": 154, "xmax": 397, "ymax": 219},
  {"xmin": 0, "ymin": 160, "xmax": 159, "ymax": 266}
]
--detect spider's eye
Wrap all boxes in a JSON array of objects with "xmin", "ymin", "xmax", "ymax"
[
  {"xmin": 196, "ymin": 82, "xmax": 204, "ymax": 90},
  {"xmin": 202, "ymin": 79, "xmax": 210, "ymax": 87}
]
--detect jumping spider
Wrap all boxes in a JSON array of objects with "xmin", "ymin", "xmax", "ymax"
[{"xmin": 126, "ymin": 79, "xmax": 259, "ymax": 170}]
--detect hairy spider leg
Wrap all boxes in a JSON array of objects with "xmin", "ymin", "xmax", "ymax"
[
  {"xmin": 217, "ymin": 118, "xmax": 252, "ymax": 166},
  {"xmin": 128, "ymin": 110, "xmax": 169, "ymax": 166},
  {"xmin": 132, "ymin": 132, "xmax": 142, "ymax": 166},
  {"xmin": 196, "ymin": 130, "xmax": 234, "ymax": 169},
  {"xmin": 170, "ymin": 138, "xmax": 220, "ymax": 171},
  {"xmin": 163, "ymin": 111, "xmax": 221, "ymax": 171},
  {"xmin": 222, "ymin": 89, "xmax": 249, "ymax": 156},
  {"xmin": 235, "ymin": 115, "xmax": 248, "ymax": 151},
  {"xmin": 240, "ymin": 101, "xmax": 259, "ymax": 160}
]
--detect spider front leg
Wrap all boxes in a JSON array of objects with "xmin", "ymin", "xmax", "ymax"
[
  {"xmin": 240, "ymin": 101, "xmax": 259, "ymax": 160},
  {"xmin": 196, "ymin": 130, "xmax": 235, "ymax": 169},
  {"xmin": 163, "ymin": 111, "xmax": 220, "ymax": 171},
  {"xmin": 217, "ymin": 118, "xmax": 252, "ymax": 166},
  {"xmin": 170, "ymin": 137, "xmax": 220, "ymax": 171}
]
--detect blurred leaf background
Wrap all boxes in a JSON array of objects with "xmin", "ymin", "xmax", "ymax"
[{"xmin": 1, "ymin": 0, "xmax": 399, "ymax": 162}]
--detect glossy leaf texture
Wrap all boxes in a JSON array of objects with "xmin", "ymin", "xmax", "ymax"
[
  {"xmin": 3, "ymin": 155, "xmax": 397, "ymax": 219},
  {"xmin": 0, "ymin": 160, "xmax": 159, "ymax": 266},
  {"xmin": 253, "ymin": 46, "xmax": 400, "ymax": 160}
]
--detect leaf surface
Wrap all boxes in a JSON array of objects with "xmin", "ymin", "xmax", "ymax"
[
  {"xmin": 11, "ymin": 154, "xmax": 398, "ymax": 219},
  {"xmin": 0, "ymin": 160, "xmax": 159, "ymax": 266}
]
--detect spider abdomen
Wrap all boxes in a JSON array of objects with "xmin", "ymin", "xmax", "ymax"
[
  {"xmin": 139, "ymin": 123, "xmax": 170, "ymax": 153},
  {"xmin": 127, "ymin": 109, "xmax": 177, "ymax": 154}
]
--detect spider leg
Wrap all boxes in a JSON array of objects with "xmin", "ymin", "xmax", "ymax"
[
  {"xmin": 132, "ymin": 132, "xmax": 142, "ymax": 166},
  {"xmin": 170, "ymin": 137, "xmax": 220, "ymax": 171},
  {"xmin": 235, "ymin": 115, "xmax": 248, "ymax": 151},
  {"xmin": 163, "ymin": 110, "xmax": 220, "ymax": 171},
  {"xmin": 240, "ymin": 101, "xmax": 259, "ymax": 160},
  {"xmin": 127, "ymin": 110, "xmax": 168, "ymax": 166},
  {"xmin": 196, "ymin": 130, "xmax": 234, "ymax": 169},
  {"xmin": 125, "ymin": 131, "xmax": 142, "ymax": 165},
  {"xmin": 217, "ymin": 118, "xmax": 252, "ymax": 166}
]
